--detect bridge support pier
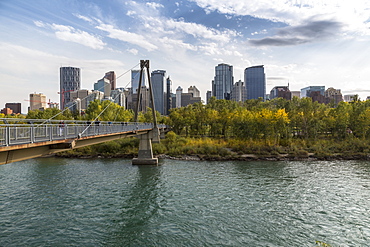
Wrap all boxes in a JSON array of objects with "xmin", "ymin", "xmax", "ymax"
[{"xmin": 132, "ymin": 132, "xmax": 158, "ymax": 165}]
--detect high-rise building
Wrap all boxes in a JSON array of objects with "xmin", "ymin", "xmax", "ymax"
[
  {"xmin": 65, "ymin": 98, "xmax": 81, "ymax": 114},
  {"xmin": 166, "ymin": 77, "xmax": 172, "ymax": 115},
  {"xmin": 188, "ymin": 86, "xmax": 200, "ymax": 98},
  {"xmin": 270, "ymin": 86, "xmax": 291, "ymax": 100},
  {"xmin": 86, "ymin": 90, "xmax": 104, "ymax": 106},
  {"xmin": 300, "ymin": 86, "xmax": 325, "ymax": 98},
  {"xmin": 127, "ymin": 86, "xmax": 150, "ymax": 112},
  {"xmin": 176, "ymin": 86, "xmax": 182, "ymax": 108},
  {"xmin": 131, "ymin": 70, "xmax": 146, "ymax": 92},
  {"xmin": 231, "ymin": 80, "xmax": 247, "ymax": 102},
  {"xmin": 60, "ymin": 67, "xmax": 81, "ymax": 109},
  {"xmin": 181, "ymin": 93, "xmax": 201, "ymax": 107},
  {"xmin": 104, "ymin": 71, "xmax": 116, "ymax": 90},
  {"xmin": 5, "ymin": 103, "xmax": 21, "ymax": 114},
  {"xmin": 245, "ymin": 65, "xmax": 266, "ymax": 100},
  {"xmin": 151, "ymin": 70, "xmax": 166, "ymax": 115},
  {"xmin": 172, "ymin": 86, "xmax": 202, "ymax": 108},
  {"xmin": 29, "ymin": 93, "xmax": 47, "ymax": 111},
  {"xmin": 206, "ymin": 90, "xmax": 212, "ymax": 104},
  {"xmin": 70, "ymin": 89, "xmax": 92, "ymax": 110},
  {"xmin": 212, "ymin": 63, "xmax": 234, "ymax": 100},
  {"xmin": 344, "ymin": 94, "xmax": 355, "ymax": 102},
  {"xmin": 325, "ymin": 87, "xmax": 343, "ymax": 105},
  {"xmin": 111, "ymin": 89, "xmax": 126, "ymax": 108},
  {"xmin": 94, "ymin": 78, "xmax": 111, "ymax": 98}
]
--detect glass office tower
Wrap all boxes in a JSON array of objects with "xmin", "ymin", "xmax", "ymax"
[
  {"xmin": 212, "ymin": 63, "xmax": 234, "ymax": 100},
  {"xmin": 245, "ymin": 65, "xmax": 266, "ymax": 100}
]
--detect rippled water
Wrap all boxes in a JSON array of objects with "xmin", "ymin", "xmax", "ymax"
[{"xmin": 1, "ymin": 158, "xmax": 369, "ymax": 246}]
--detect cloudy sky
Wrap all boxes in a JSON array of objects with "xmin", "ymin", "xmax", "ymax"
[{"xmin": 1, "ymin": 0, "xmax": 370, "ymax": 113}]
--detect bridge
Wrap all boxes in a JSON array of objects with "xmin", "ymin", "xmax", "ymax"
[
  {"xmin": 0, "ymin": 119, "xmax": 166, "ymax": 165},
  {"xmin": 1, "ymin": 60, "xmax": 167, "ymax": 165}
]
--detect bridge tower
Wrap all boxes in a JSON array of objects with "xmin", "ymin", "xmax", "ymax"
[{"xmin": 132, "ymin": 60, "xmax": 160, "ymax": 165}]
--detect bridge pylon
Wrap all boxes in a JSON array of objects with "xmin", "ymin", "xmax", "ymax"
[{"xmin": 132, "ymin": 60, "xmax": 159, "ymax": 165}]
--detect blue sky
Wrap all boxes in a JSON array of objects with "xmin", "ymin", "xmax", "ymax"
[{"xmin": 1, "ymin": 0, "xmax": 370, "ymax": 113}]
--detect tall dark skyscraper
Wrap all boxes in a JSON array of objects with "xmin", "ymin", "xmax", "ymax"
[
  {"xmin": 60, "ymin": 67, "xmax": 80, "ymax": 109},
  {"xmin": 212, "ymin": 63, "xmax": 234, "ymax": 100},
  {"xmin": 104, "ymin": 71, "xmax": 116, "ymax": 90},
  {"xmin": 151, "ymin": 70, "xmax": 166, "ymax": 115},
  {"xmin": 245, "ymin": 65, "xmax": 266, "ymax": 100},
  {"xmin": 166, "ymin": 76, "xmax": 172, "ymax": 115}
]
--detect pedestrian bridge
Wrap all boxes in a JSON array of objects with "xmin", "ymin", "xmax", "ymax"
[{"xmin": 0, "ymin": 119, "xmax": 167, "ymax": 165}]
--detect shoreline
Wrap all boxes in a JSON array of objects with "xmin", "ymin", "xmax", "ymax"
[{"xmin": 53, "ymin": 152, "xmax": 370, "ymax": 161}]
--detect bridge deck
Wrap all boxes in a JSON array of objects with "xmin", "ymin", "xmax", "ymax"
[{"xmin": 0, "ymin": 120, "xmax": 166, "ymax": 165}]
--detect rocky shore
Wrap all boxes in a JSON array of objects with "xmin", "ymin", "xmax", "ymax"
[{"xmin": 54, "ymin": 152, "xmax": 370, "ymax": 161}]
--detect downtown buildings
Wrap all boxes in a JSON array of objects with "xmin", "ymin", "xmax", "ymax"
[
  {"xmin": 209, "ymin": 63, "xmax": 345, "ymax": 105},
  {"xmin": 210, "ymin": 63, "xmax": 265, "ymax": 102},
  {"xmin": 57, "ymin": 65, "xmax": 201, "ymax": 116}
]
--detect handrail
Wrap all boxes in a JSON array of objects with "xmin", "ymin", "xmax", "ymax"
[{"xmin": 0, "ymin": 121, "xmax": 166, "ymax": 147}]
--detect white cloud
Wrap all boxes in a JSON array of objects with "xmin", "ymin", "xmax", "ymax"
[
  {"xmin": 146, "ymin": 2, "xmax": 164, "ymax": 9},
  {"xmin": 164, "ymin": 18, "xmax": 237, "ymax": 42},
  {"xmin": 33, "ymin": 20, "xmax": 45, "ymax": 28},
  {"xmin": 51, "ymin": 24, "xmax": 106, "ymax": 50},
  {"xmin": 96, "ymin": 24, "xmax": 158, "ymax": 51},
  {"xmin": 74, "ymin": 14, "xmax": 94, "ymax": 23},
  {"xmin": 160, "ymin": 37, "xmax": 198, "ymax": 51},
  {"xmin": 34, "ymin": 21, "xmax": 106, "ymax": 50},
  {"xmin": 191, "ymin": 0, "xmax": 370, "ymax": 35},
  {"xmin": 127, "ymin": 48, "xmax": 139, "ymax": 55},
  {"xmin": 126, "ymin": 1, "xmax": 238, "ymax": 43}
]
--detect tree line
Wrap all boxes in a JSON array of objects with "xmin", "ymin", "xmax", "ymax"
[
  {"xmin": 15, "ymin": 96, "xmax": 370, "ymax": 143},
  {"xmin": 167, "ymin": 96, "xmax": 370, "ymax": 143}
]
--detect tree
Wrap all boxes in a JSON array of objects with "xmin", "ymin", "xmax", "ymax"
[{"xmin": 84, "ymin": 100, "xmax": 133, "ymax": 122}]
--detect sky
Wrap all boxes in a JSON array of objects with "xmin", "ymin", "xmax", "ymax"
[{"xmin": 1, "ymin": 0, "xmax": 370, "ymax": 113}]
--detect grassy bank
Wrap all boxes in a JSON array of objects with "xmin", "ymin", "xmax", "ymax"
[{"xmin": 55, "ymin": 131, "xmax": 370, "ymax": 161}]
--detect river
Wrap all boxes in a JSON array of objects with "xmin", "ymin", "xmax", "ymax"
[{"xmin": 0, "ymin": 158, "xmax": 369, "ymax": 246}]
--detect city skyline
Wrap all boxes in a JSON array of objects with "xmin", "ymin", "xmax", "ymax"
[{"xmin": 2, "ymin": 0, "xmax": 370, "ymax": 113}]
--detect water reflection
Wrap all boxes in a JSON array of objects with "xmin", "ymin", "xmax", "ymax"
[{"xmin": 111, "ymin": 165, "xmax": 162, "ymax": 245}]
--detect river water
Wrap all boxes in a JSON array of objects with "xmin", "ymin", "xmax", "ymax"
[{"xmin": 0, "ymin": 158, "xmax": 369, "ymax": 246}]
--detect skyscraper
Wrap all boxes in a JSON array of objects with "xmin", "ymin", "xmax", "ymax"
[
  {"xmin": 60, "ymin": 67, "xmax": 81, "ymax": 109},
  {"xmin": 188, "ymin": 86, "xmax": 200, "ymax": 97},
  {"xmin": 206, "ymin": 90, "xmax": 212, "ymax": 104},
  {"xmin": 166, "ymin": 77, "xmax": 172, "ymax": 115},
  {"xmin": 94, "ymin": 78, "xmax": 111, "ymax": 98},
  {"xmin": 245, "ymin": 65, "xmax": 266, "ymax": 100},
  {"xmin": 270, "ymin": 86, "xmax": 291, "ymax": 100},
  {"xmin": 151, "ymin": 70, "xmax": 166, "ymax": 115},
  {"xmin": 104, "ymin": 71, "xmax": 116, "ymax": 90},
  {"xmin": 131, "ymin": 70, "xmax": 146, "ymax": 92},
  {"xmin": 212, "ymin": 63, "xmax": 234, "ymax": 100},
  {"xmin": 300, "ymin": 86, "xmax": 325, "ymax": 98},
  {"xmin": 69, "ymin": 89, "xmax": 92, "ymax": 110},
  {"xmin": 176, "ymin": 86, "xmax": 182, "ymax": 108},
  {"xmin": 230, "ymin": 80, "xmax": 247, "ymax": 102}
]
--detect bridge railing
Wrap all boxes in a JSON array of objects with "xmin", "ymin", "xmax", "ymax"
[{"xmin": 0, "ymin": 121, "xmax": 159, "ymax": 147}]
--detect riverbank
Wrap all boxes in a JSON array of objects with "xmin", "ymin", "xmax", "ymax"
[
  {"xmin": 55, "ymin": 151, "xmax": 370, "ymax": 162},
  {"xmin": 54, "ymin": 132, "xmax": 370, "ymax": 161}
]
